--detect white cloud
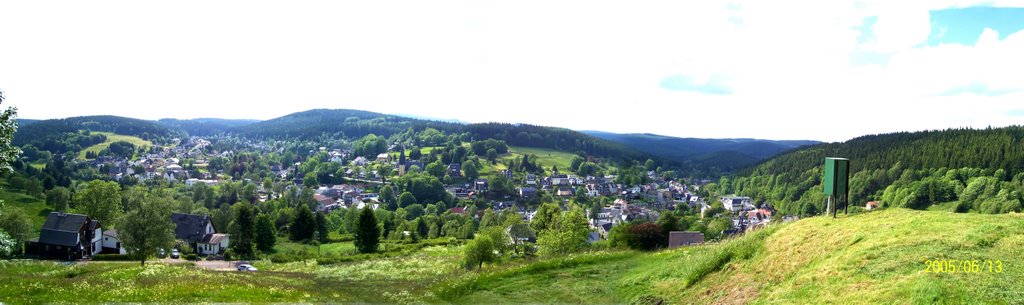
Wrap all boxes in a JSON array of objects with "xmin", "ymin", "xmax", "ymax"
[{"xmin": 0, "ymin": 0, "xmax": 1021, "ymax": 142}]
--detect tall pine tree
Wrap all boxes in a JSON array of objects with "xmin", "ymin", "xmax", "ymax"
[
  {"xmin": 316, "ymin": 212, "xmax": 329, "ymax": 244},
  {"xmin": 354, "ymin": 206, "xmax": 380, "ymax": 253},
  {"xmin": 290, "ymin": 204, "xmax": 316, "ymax": 242},
  {"xmin": 229, "ymin": 204, "xmax": 257, "ymax": 258},
  {"xmin": 255, "ymin": 213, "xmax": 277, "ymax": 253}
]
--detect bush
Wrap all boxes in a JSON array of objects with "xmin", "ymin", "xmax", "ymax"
[
  {"xmin": 268, "ymin": 248, "xmax": 317, "ymax": 263},
  {"xmin": 625, "ymin": 223, "xmax": 665, "ymax": 251},
  {"xmin": 184, "ymin": 253, "xmax": 199, "ymax": 261},
  {"xmin": 176, "ymin": 241, "xmax": 193, "ymax": 255},
  {"xmin": 223, "ymin": 249, "xmax": 234, "ymax": 261},
  {"xmin": 329, "ymin": 234, "xmax": 355, "ymax": 243},
  {"xmin": 91, "ymin": 254, "xmax": 136, "ymax": 261}
]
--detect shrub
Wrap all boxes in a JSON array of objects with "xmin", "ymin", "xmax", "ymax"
[
  {"xmin": 176, "ymin": 242, "xmax": 193, "ymax": 255},
  {"xmin": 184, "ymin": 253, "xmax": 199, "ymax": 261},
  {"xmin": 330, "ymin": 234, "xmax": 355, "ymax": 243},
  {"xmin": 625, "ymin": 223, "xmax": 665, "ymax": 251},
  {"xmin": 223, "ymin": 249, "xmax": 234, "ymax": 261}
]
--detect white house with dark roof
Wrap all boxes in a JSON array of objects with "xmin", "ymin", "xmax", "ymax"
[
  {"xmin": 171, "ymin": 213, "xmax": 229, "ymax": 255},
  {"xmin": 101, "ymin": 229, "xmax": 126, "ymax": 255},
  {"xmin": 28, "ymin": 212, "xmax": 102, "ymax": 260}
]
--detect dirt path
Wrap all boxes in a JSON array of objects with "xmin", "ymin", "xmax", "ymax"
[{"xmin": 195, "ymin": 260, "xmax": 244, "ymax": 271}]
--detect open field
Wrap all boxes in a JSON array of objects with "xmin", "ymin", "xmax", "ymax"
[
  {"xmin": 273, "ymin": 241, "xmax": 356, "ymax": 255},
  {"xmin": 505, "ymin": 146, "xmax": 576, "ymax": 171},
  {"xmin": 477, "ymin": 146, "xmax": 581, "ymax": 177},
  {"xmin": 77, "ymin": 132, "xmax": 153, "ymax": 160}
]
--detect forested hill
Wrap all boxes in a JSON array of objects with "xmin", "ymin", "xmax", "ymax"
[
  {"xmin": 723, "ymin": 126, "xmax": 1024, "ymax": 216},
  {"xmin": 157, "ymin": 118, "xmax": 260, "ymax": 136},
  {"xmin": 230, "ymin": 109, "xmax": 654, "ymax": 162},
  {"xmin": 14, "ymin": 116, "xmax": 180, "ymax": 154},
  {"xmin": 583, "ymin": 131, "xmax": 817, "ymax": 173},
  {"xmin": 15, "ymin": 119, "xmax": 38, "ymax": 126},
  {"xmin": 230, "ymin": 109, "xmax": 455, "ymax": 139}
]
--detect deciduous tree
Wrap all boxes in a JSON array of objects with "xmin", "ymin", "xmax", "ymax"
[
  {"xmin": 255, "ymin": 213, "xmax": 277, "ymax": 253},
  {"xmin": 75, "ymin": 180, "xmax": 123, "ymax": 225},
  {"xmin": 118, "ymin": 190, "xmax": 176, "ymax": 266}
]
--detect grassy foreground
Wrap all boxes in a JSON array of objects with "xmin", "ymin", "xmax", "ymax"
[
  {"xmin": 2, "ymin": 209, "xmax": 1022, "ymax": 304},
  {"xmin": 0, "ymin": 245, "xmax": 465, "ymax": 304},
  {"xmin": 435, "ymin": 208, "xmax": 1024, "ymax": 304}
]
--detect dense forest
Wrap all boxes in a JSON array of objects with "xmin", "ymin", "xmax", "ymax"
[
  {"xmin": 229, "ymin": 109, "xmax": 656, "ymax": 164},
  {"xmin": 583, "ymin": 131, "xmax": 818, "ymax": 175},
  {"xmin": 13, "ymin": 116, "xmax": 179, "ymax": 156},
  {"xmin": 15, "ymin": 119, "xmax": 37, "ymax": 126},
  {"xmin": 717, "ymin": 127, "xmax": 1024, "ymax": 216},
  {"xmin": 156, "ymin": 118, "xmax": 259, "ymax": 136}
]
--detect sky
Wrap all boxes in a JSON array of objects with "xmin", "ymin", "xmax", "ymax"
[{"xmin": 1, "ymin": 1, "xmax": 1023, "ymax": 142}]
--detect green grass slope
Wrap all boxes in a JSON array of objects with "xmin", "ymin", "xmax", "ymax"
[
  {"xmin": 77, "ymin": 132, "xmax": 153, "ymax": 160},
  {"xmin": 437, "ymin": 209, "xmax": 1024, "ymax": 304},
  {"xmin": 0, "ymin": 182, "xmax": 50, "ymax": 235}
]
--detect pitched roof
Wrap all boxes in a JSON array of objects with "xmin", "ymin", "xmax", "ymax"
[
  {"xmin": 103, "ymin": 229, "xmax": 119, "ymax": 238},
  {"xmin": 38, "ymin": 212, "xmax": 90, "ymax": 247},
  {"xmin": 201, "ymin": 233, "xmax": 228, "ymax": 244},
  {"xmin": 42, "ymin": 212, "xmax": 88, "ymax": 232},
  {"xmin": 39, "ymin": 230, "xmax": 80, "ymax": 247},
  {"xmin": 171, "ymin": 213, "xmax": 213, "ymax": 242}
]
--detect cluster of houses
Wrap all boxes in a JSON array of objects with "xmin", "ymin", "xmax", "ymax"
[
  {"xmin": 313, "ymin": 184, "xmax": 382, "ymax": 212},
  {"xmin": 91, "ymin": 137, "xmax": 226, "ymax": 183},
  {"xmin": 26, "ymin": 211, "xmax": 229, "ymax": 260},
  {"xmin": 712, "ymin": 196, "xmax": 778, "ymax": 234}
]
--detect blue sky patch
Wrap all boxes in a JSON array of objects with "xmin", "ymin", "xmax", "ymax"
[
  {"xmin": 660, "ymin": 74, "xmax": 732, "ymax": 94},
  {"xmin": 927, "ymin": 7, "xmax": 1024, "ymax": 46}
]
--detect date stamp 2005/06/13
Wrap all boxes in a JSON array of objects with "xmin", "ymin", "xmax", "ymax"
[{"xmin": 924, "ymin": 260, "xmax": 1003, "ymax": 273}]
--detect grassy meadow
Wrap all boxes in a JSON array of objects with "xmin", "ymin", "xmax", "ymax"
[{"xmin": 77, "ymin": 132, "xmax": 153, "ymax": 160}]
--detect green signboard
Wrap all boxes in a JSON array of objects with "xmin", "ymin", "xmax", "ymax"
[{"xmin": 823, "ymin": 157, "xmax": 849, "ymax": 195}]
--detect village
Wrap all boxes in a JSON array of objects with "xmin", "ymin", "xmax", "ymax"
[{"xmin": 18, "ymin": 133, "xmax": 805, "ymax": 262}]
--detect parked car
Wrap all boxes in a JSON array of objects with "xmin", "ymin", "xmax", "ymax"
[
  {"xmin": 170, "ymin": 249, "xmax": 180, "ymax": 259},
  {"xmin": 237, "ymin": 264, "xmax": 257, "ymax": 272},
  {"xmin": 158, "ymin": 249, "xmax": 166, "ymax": 258}
]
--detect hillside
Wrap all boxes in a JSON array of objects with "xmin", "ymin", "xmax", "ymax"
[
  {"xmin": 583, "ymin": 131, "xmax": 817, "ymax": 174},
  {"xmin": 724, "ymin": 127, "xmax": 1024, "ymax": 216},
  {"xmin": 76, "ymin": 132, "xmax": 153, "ymax": 160},
  {"xmin": 13, "ymin": 116, "xmax": 180, "ymax": 156},
  {"xmin": 232, "ymin": 109, "xmax": 655, "ymax": 163},
  {"xmin": 157, "ymin": 118, "xmax": 259, "ymax": 136},
  {"xmin": 15, "ymin": 119, "xmax": 38, "ymax": 126},
  {"xmin": 436, "ymin": 209, "xmax": 1024, "ymax": 304}
]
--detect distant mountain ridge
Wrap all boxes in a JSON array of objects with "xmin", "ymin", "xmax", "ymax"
[
  {"xmin": 582, "ymin": 130, "xmax": 819, "ymax": 172},
  {"xmin": 15, "ymin": 119, "xmax": 38, "ymax": 126},
  {"xmin": 157, "ymin": 118, "xmax": 261, "ymax": 136},
  {"xmin": 231, "ymin": 109, "xmax": 653, "ymax": 162}
]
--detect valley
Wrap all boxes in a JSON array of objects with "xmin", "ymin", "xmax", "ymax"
[{"xmin": 2, "ymin": 110, "xmax": 1023, "ymax": 305}]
